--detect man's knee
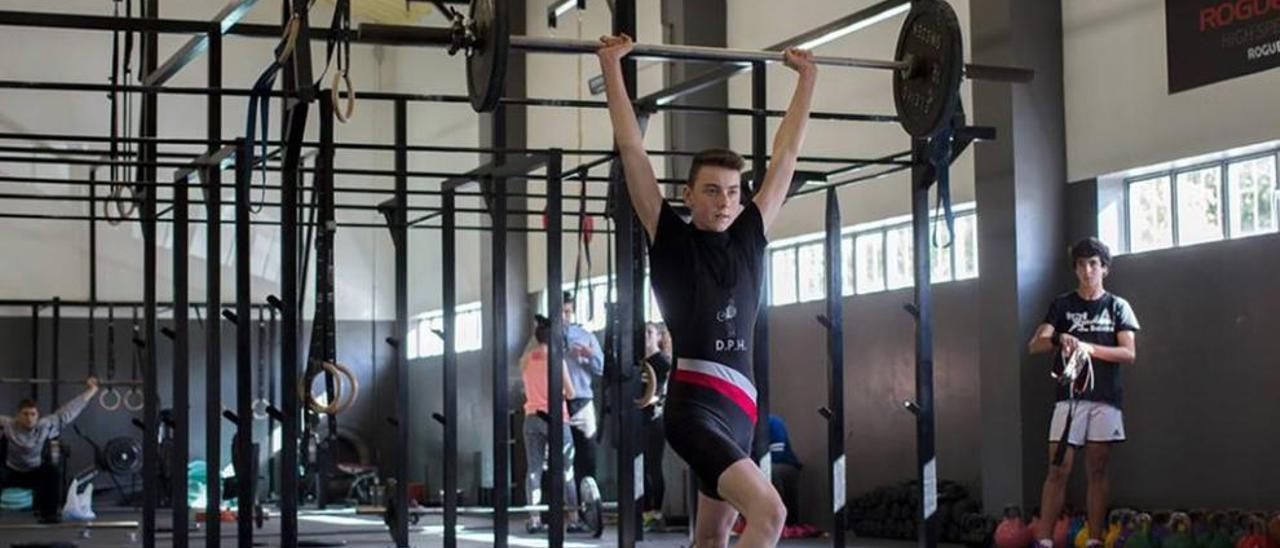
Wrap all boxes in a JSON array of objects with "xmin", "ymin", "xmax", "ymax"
[{"xmin": 747, "ymin": 491, "xmax": 786, "ymax": 535}]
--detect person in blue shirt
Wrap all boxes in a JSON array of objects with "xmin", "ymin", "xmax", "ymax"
[
  {"xmin": 558, "ymin": 292, "xmax": 605, "ymax": 494},
  {"xmin": 768, "ymin": 414, "xmax": 801, "ymax": 526}
]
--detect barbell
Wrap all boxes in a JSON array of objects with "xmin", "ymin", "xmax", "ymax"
[
  {"xmin": 0, "ymin": 377, "xmax": 142, "ymax": 386},
  {"xmin": 358, "ymin": 0, "xmax": 1032, "ymax": 138}
]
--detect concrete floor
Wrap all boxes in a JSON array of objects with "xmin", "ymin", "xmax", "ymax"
[{"xmin": 0, "ymin": 506, "xmax": 947, "ymax": 547}]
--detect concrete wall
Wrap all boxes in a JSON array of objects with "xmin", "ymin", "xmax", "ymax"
[
  {"xmin": 1071, "ymin": 232, "xmax": 1280, "ymax": 509},
  {"xmin": 766, "ymin": 280, "xmax": 982, "ymax": 529},
  {"xmin": 1063, "ymin": 0, "xmax": 1280, "ymax": 181}
]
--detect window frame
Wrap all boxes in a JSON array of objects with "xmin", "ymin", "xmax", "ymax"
[
  {"xmin": 765, "ymin": 207, "xmax": 976, "ymax": 306},
  {"xmin": 1122, "ymin": 149, "xmax": 1280, "ymax": 254}
]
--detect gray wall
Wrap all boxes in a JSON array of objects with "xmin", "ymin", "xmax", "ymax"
[
  {"xmin": 766, "ymin": 281, "xmax": 982, "ymax": 529},
  {"xmin": 1095, "ymin": 233, "xmax": 1280, "ymax": 509}
]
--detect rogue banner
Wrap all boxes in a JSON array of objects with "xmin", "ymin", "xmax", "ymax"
[{"xmin": 1167, "ymin": 0, "xmax": 1280, "ymax": 92}]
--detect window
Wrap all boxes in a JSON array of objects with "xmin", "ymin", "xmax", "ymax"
[
  {"xmin": 769, "ymin": 247, "xmax": 798, "ymax": 306},
  {"xmin": 953, "ymin": 214, "xmax": 979, "ymax": 280},
  {"xmin": 765, "ymin": 204, "xmax": 979, "ymax": 305},
  {"xmin": 841, "ymin": 237, "xmax": 855, "ymax": 297},
  {"xmin": 1118, "ymin": 148, "xmax": 1278, "ymax": 254},
  {"xmin": 406, "ymin": 303, "xmax": 481, "ymax": 359},
  {"xmin": 931, "ymin": 233, "xmax": 953, "ymax": 284},
  {"xmin": 1175, "ymin": 166, "xmax": 1224, "ymax": 246},
  {"xmin": 854, "ymin": 232, "xmax": 886, "ymax": 294},
  {"xmin": 885, "ymin": 226, "xmax": 914, "ymax": 290},
  {"xmin": 1127, "ymin": 176, "xmax": 1173, "ymax": 253},
  {"xmin": 796, "ymin": 242, "xmax": 826, "ymax": 303},
  {"xmin": 1227, "ymin": 154, "xmax": 1277, "ymax": 238}
]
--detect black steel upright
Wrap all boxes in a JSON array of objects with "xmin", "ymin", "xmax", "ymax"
[
  {"xmin": 279, "ymin": 132, "xmax": 301, "ymax": 548},
  {"xmin": 750, "ymin": 61, "xmax": 771, "ymax": 467},
  {"xmin": 204, "ymin": 28, "xmax": 223, "ymax": 548},
  {"xmin": 50, "ymin": 298, "xmax": 59, "ymax": 405},
  {"xmin": 88, "ymin": 170, "xmax": 97, "ymax": 385},
  {"xmin": 391, "ymin": 98, "xmax": 411, "ymax": 548},
  {"xmin": 29, "ymin": 305, "xmax": 39, "ymax": 401},
  {"xmin": 824, "ymin": 188, "xmax": 846, "ymax": 547},
  {"xmin": 443, "ymin": 170, "xmax": 459, "ymax": 548},
  {"xmin": 140, "ymin": 1, "xmax": 160, "ymax": 545},
  {"xmin": 546, "ymin": 150, "xmax": 565, "ymax": 548},
  {"xmin": 234, "ymin": 139, "xmax": 255, "ymax": 548},
  {"xmin": 278, "ymin": 2, "xmax": 313, "ymax": 543},
  {"xmin": 172, "ymin": 169, "xmax": 191, "ymax": 548},
  {"xmin": 489, "ymin": 112, "xmax": 510, "ymax": 545},
  {"xmin": 313, "ymin": 91, "xmax": 341, "ymax": 510},
  {"xmin": 612, "ymin": 1, "xmax": 639, "ymax": 545},
  {"xmin": 911, "ymin": 138, "xmax": 938, "ymax": 548}
]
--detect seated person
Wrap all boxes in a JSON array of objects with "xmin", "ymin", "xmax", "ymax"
[
  {"xmin": 519, "ymin": 315, "xmax": 586, "ymax": 534},
  {"xmin": 1, "ymin": 377, "xmax": 99, "ymax": 523},
  {"xmin": 768, "ymin": 413, "xmax": 802, "ymax": 526}
]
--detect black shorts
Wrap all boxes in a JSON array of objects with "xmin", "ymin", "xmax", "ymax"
[{"xmin": 663, "ymin": 380, "xmax": 755, "ymax": 500}]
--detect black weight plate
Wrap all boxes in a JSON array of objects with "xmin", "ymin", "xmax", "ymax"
[
  {"xmin": 103, "ymin": 436, "xmax": 142, "ymax": 475},
  {"xmin": 466, "ymin": 0, "xmax": 508, "ymax": 112},
  {"xmin": 579, "ymin": 476, "xmax": 603, "ymax": 538},
  {"xmin": 892, "ymin": 0, "xmax": 964, "ymax": 138}
]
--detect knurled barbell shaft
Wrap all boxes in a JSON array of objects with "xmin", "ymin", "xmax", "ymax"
[
  {"xmin": 510, "ymin": 36, "xmax": 1033, "ymax": 83},
  {"xmin": 509, "ymin": 35, "xmax": 909, "ymax": 71},
  {"xmin": 356, "ymin": 23, "xmax": 1032, "ymax": 83},
  {"xmin": 0, "ymin": 377, "xmax": 143, "ymax": 386}
]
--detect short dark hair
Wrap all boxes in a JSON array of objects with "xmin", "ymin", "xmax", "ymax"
[
  {"xmin": 533, "ymin": 314, "xmax": 551, "ymax": 345},
  {"xmin": 686, "ymin": 148, "xmax": 744, "ymax": 187},
  {"xmin": 16, "ymin": 399, "xmax": 37, "ymax": 412},
  {"xmin": 1070, "ymin": 237, "xmax": 1112, "ymax": 268},
  {"xmin": 562, "ymin": 291, "xmax": 575, "ymax": 305}
]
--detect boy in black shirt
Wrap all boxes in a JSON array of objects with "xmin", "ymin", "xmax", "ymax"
[
  {"xmin": 1027, "ymin": 238, "xmax": 1140, "ymax": 548},
  {"xmin": 598, "ymin": 32, "xmax": 815, "ymax": 548}
]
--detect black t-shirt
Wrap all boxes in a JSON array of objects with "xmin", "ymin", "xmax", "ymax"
[
  {"xmin": 1042, "ymin": 291, "xmax": 1141, "ymax": 408},
  {"xmin": 647, "ymin": 201, "xmax": 768, "ymax": 382}
]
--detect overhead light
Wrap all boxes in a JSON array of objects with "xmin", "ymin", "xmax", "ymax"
[
  {"xmin": 795, "ymin": 2, "xmax": 910, "ymax": 51},
  {"xmin": 547, "ymin": 0, "xmax": 586, "ymax": 28}
]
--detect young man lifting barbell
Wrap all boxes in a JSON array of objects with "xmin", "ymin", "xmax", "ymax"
[{"xmin": 598, "ymin": 34, "xmax": 816, "ymax": 548}]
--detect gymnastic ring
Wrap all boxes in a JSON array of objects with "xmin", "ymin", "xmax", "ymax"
[
  {"xmin": 111, "ymin": 184, "xmax": 137, "ymax": 223},
  {"xmin": 330, "ymin": 361, "xmax": 359, "ymax": 414},
  {"xmin": 252, "ymin": 398, "xmax": 271, "ymax": 421},
  {"xmin": 299, "ymin": 361, "xmax": 344, "ymax": 415},
  {"xmin": 633, "ymin": 361, "xmax": 658, "ymax": 408},
  {"xmin": 299, "ymin": 367, "xmax": 337, "ymax": 415},
  {"xmin": 99, "ymin": 387, "xmax": 123, "ymax": 411},
  {"xmin": 330, "ymin": 70, "xmax": 357, "ymax": 123},
  {"xmin": 124, "ymin": 387, "xmax": 145, "ymax": 411},
  {"xmin": 277, "ymin": 15, "xmax": 302, "ymax": 65}
]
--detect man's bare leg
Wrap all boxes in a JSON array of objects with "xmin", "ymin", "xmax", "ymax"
[
  {"xmin": 716, "ymin": 458, "xmax": 786, "ymax": 548},
  {"xmin": 1035, "ymin": 443, "xmax": 1077, "ymax": 544}
]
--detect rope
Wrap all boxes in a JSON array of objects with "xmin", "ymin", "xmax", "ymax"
[
  {"xmin": 317, "ymin": 0, "xmax": 357, "ymax": 123},
  {"xmin": 99, "ymin": 307, "xmax": 123, "ymax": 411},
  {"xmin": 253, "ymin": 308, "xmax": 270, "ymax": 420},
  {"xmin": 1051, "ymin": 345, "xmax": 1094, "ymax": 465},
  {"xmin": 929, "ymin": 125, "xmax": 956, "ymax": 249},
  {"xmin": 123, "ymin": 306, "xmax": 144, "ymax": 411}
]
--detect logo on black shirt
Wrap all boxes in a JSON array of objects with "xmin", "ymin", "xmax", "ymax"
[
  {"xmin": 1066, "ymin": 309, "xmax": 1114, "ymax": 333},
  {"xmin": 716, "ymin": 298, "xmax": 746, "ymax": 352}
]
